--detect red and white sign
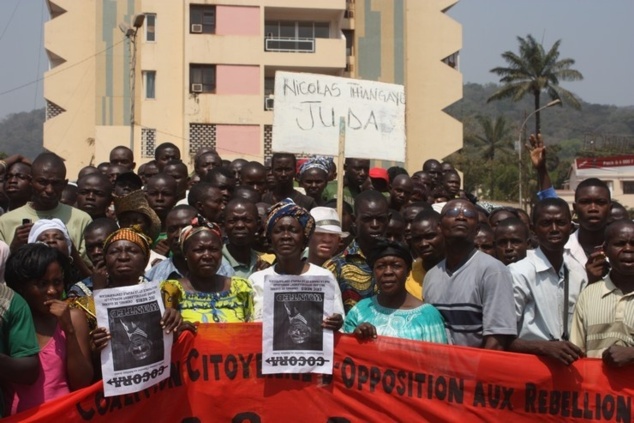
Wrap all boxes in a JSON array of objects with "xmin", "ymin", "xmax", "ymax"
[{"xmin": 576, "ymin": 155, "xmax": 634, "ymax": 169}]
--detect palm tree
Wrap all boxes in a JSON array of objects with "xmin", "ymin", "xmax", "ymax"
[
  {"xmin": 487, "ymin": 34, "xmax": 583, "ymax": 135},
  {"xmin": 465, "ymin": 116, "xmax": 514, "ymax": 198},
  {"xmin": 468, "ymin": 116, "xmax": 514, "ymax": 161}
]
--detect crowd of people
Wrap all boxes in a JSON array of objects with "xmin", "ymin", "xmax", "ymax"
[{"xmin": 0, "ymin": 136, "xmax": 633, "ymax": 416}]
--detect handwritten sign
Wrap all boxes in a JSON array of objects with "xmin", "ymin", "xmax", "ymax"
[{"xmin": 272, "ymin": 71, "xmax": 405, "ymax": 162}]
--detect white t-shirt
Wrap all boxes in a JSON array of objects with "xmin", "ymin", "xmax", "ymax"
[{"xmin": 249, "ymin": 263, "xmax": 345, "ymax": 322}]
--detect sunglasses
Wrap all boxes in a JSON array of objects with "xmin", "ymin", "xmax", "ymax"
[{"xmin": 443, "ymin": 207, "xmax": 477, "ymax": 219}]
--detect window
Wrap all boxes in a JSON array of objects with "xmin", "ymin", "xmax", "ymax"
[
  {"xmin": 145, "ymin": 13, "xmax": 156, "ymax": 41},
  {"xmin": 623, "ymin": 181, "xmax": 634, "ymax": 194},
  {"xmin": 343, "ymin": 29, "xmax": 354, "ymax": 56},
  {"xmin": 141, "ymin": 128, "xmax": 156, "ymax": 158},
  {"xmin": 143, "ymin": 71, "xmax": 156, "ymax": 99},
  {"xmin": 189, "ymin": 124, "xmax": 217, "ymax": 155},
  {"xmin": 264, "ymin": 77, "xmax": 275, "ymax": 96},
  {"xmin": 264, "ymin": 76, "xmax": 275, "ymax": 110},
  {"xmin": 264, "ymin": 21, "xmax": 330, "ymax": 52},
  {"xmin": 190, "ymin": 64, "xmax": 216, "ymax": 93},
  {"xmin": 314, "ymin": 23, "xmax": 330, "ymax": 38},
  {"xmin": 190, "ymin": 5, "xmax": 215, "ymax": 34}
]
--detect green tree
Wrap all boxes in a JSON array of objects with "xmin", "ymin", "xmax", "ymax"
[
  {"xmin": 487, "ymin": 34, "xmax": 583, "ymax": 135},
  {"xmin": 466, "ymin": 115, "xmax": 515, "ymax": 197}
]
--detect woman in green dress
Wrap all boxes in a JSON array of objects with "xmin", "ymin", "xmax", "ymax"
[{"xmin": 161, "ymin": 215, "xmax": 253, "ymax": 324}]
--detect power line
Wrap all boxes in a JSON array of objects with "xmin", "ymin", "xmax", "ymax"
[
  {"xmin": 0, "ymin": 39, "xmax": 125, "ymax": 98},
  {"xmin": 0, "ymin": 0, "xmax": 20, "ymax": 44}
]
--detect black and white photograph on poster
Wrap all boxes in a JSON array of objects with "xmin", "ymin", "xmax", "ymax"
[
  {"xmin": 273, "ymin": 292, "xmax": 324, "ymax": 351},
  {"xmin": 108, "ymin": 302, "xmax": 164, "ymax": 371},
  {"xmin": 262, "ymin": 275, "xmax": 334, "ymax": 375},
  {"xmin": 94, "ymin": 282, "xmax": 173, "ymax": 397}
]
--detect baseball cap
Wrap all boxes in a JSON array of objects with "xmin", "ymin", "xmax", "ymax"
[{"xmin": 369, "ymin": 167, "xmax": 389, "ymax": 184}]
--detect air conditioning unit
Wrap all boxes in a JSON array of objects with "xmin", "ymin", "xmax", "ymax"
[
  {"xmin": 265, "ymin": 96, "xmax": 274, "ymax": 111},
  {"xmin": 191, "ymin": 24, "xmax": 203, "ymax": 33},
  {"xmin": 191, "ymin": 83, "xmax": 203, "ymax": 93}
]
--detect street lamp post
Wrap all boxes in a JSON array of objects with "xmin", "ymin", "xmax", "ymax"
[
  {"xmin": 119, "ymin": 14, "xmax": 145, "ymax": 151},
  {"xmin": 517, "ymin": 99, "xmax": 561, "ymax": 209}
]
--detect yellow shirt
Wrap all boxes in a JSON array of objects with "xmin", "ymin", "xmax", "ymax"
[
  {"xmin": 405, "ymin": 259, "xmax": 426, "ymax": 301},
  {"xmin": 259, "ymin": 253, "xmax": 276, "ymax": 265}
]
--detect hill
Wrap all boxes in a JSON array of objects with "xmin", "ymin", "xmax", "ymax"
[
  {"xmin": 445, "ymin": 83, "xmax": 634, "ymax": 191},
  {"xmin": 447, "ymin": 83, "xmax": 634, "ymax": 157},
  {"xmin": 1, "ymin": 86, "xmax": 633, "ymax": 166},
  {"xmin": 0, "ymin": 108, "xmax": 45, "ymax": 159}
]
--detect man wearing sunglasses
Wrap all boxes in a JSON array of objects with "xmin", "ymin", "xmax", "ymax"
[{"xmin": 423, "ymin": 199, "xmax": 517, "ymax": 350}]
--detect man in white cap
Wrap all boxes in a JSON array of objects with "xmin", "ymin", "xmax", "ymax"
[{"xmin": 307, "ymin": 207, "xmax": 349, "ymax": 267}]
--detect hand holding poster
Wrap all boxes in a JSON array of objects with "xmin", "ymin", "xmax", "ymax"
[
  {"xmin": 272, "ymin": 71, "xmax": 406, "ymax": 162},
  {"xmin": 262, "ymin": 275, "xmax": 334, "ymax": 374},
  {"xmin": 94, "ymin": 282, "xmax": 173, "ymax": 397}
]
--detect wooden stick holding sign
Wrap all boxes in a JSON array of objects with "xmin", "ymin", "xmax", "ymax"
[{"xmin": 336, "ymin": 117, "xmax": 345, "ymax": 222}]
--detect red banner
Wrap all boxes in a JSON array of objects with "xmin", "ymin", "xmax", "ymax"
[
  {"xmin": 576, "ymin": 155, "xmax": 634, "ymax": 169},
  {"xmin": 5, "ymin": 323, "xmax": 633, "ymax": 422}
]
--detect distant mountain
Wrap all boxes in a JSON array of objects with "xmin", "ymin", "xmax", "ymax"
[
  {"xmin": 446, "ymin": 83, "xmax": 634, "ymax": 155},
  {"xmin": 446, "ymin": 83, "xmax": 634, "ymax": 190},
  {"xmin": 0, "ymin": 108, "xmax": 45, "ymax": 159},
  {"xmin": 1, "ymin": 88, "xmax": 633, "ymax": 163}
]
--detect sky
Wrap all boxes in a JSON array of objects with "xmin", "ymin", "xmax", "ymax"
[
  {"xmin": 0, "ymin": 0, "xmax": 632, "ymax": 120},
  {"xmin": 448, "ymin": 0, "xmax": 634, "ymax": 107}
]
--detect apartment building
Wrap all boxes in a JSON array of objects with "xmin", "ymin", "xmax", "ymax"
[{"xmin": 44, "ymin": 0, "xmax": 462, "ymax": 176}]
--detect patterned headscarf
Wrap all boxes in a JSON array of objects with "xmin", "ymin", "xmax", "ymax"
[
  {"xmin": 266, "ymin": 198, "xmax": 315, "ymax": 240},
  {"xmin": 103, "ymin": 226, "xmax": 152, "ymax": 259},
  {"xmin": 298, "ymin": 156, "xmax": 333, "ymax": 177},
  {"xmin": 178, "ymin": 215, "xmax": 223, "ymax": 253}
]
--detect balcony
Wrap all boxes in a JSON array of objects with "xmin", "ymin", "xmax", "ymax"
[
  {"xmin": 442, "ymin": 52, "xmax": 460, "ymax": 70},
  {"xmin": 264, "ymin": 37, "xmax": 315, "ymax": 53},
  {"xmin": 263, "ymin": 37, "xmax": 346, "ymax": 68}
]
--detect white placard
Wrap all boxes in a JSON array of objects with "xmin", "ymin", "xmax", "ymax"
[
  {"xmin": 262, "ymin": 275, "xmax": 334, "ymax": 374},
  {"xmin": 94, "ymin": 282, "xmax": 173, "ymax": 397},
  {"xmin": 272, "ymin": 71, "xmax": 405, "ymax": 162}
]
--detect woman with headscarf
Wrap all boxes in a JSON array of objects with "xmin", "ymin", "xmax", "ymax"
[
  {"xmin": 298, "ymin": 157, "xmax": 331, "ymax": 206},
  {"xmin": 28, "ymin": 218, "xmax": 91, "ymax": 283},
  {"xmin": 89, "ymin": 227, "xmax": 182, "ymax": 353},
  {"xmin": 249, "ymin": 198, "xmax": 344, "ymax": 329},
  {"xmin": 344, "ymin": 239, "xmax": 447, "ymax": 343},
  {"xmin": 160, "ymin": 215, "xmax": 253, "ymax": 324}
]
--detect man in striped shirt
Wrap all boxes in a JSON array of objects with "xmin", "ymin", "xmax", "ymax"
[
  {"xmin": 424, "ymin": 199, "xmax": 517, "ymax": 349},
  {"xmin": 570, "ymin": 220, "xmax": 634, "ymax": 365}
]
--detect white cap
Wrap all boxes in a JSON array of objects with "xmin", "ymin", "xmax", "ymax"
[{"xmin": 310, "ymin": 207, "xmax": 349, "ymax": 237}]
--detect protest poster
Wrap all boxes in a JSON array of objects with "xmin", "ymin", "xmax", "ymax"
[
  {"xmin": 262, "ymin": 275, "xmax": 334, "ymax": 374},
  {"xmin": 94, "ymin": 282, "xmax": 172, "ymax": 397},
  {"xmin": 272, "ymin": 71, "xmax": 406, "ymax": 162}
]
